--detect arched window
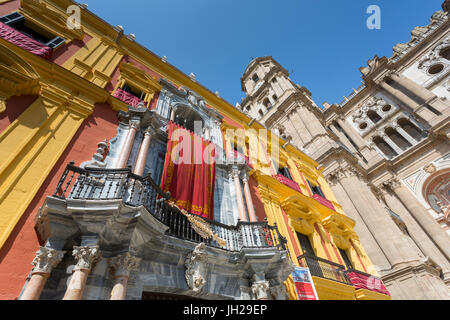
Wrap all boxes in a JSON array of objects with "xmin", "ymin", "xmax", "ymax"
[
  {"xmin": 258, "ymin": 109, "xmax": 264, "ymax": 118},
  {"xmin": 373, "ymin": 136, "xmax": 398, "ymax": 159},
  {"xmin": 263, "ymin": 98, "xmax": 272, "ymax": 110},
  {"xmin": 252, "ymin": 74, "xmax": 259, "ymax": 83},
  {"xmin": 385, "ymin": 127, "xmax": 412, "ymax": 151},
  {"xmin": 367, "ymin": 110, "xmax": 382, "ymax": 123},
  {"xmin": 397, "ymin": 118, "xmax": 424, "ymax": 141}
]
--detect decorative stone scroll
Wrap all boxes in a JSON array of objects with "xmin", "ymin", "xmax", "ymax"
[{"xmin": 185, "ymin": 243, "xmax": 208, "ymax": 293}]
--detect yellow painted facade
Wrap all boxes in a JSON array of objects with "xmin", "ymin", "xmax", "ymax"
[{"xmin": 0, "ymin": 0, "xmax": 390, "ymax": 300}]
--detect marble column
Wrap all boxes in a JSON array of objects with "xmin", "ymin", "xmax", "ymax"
[
  {"xmin": 116, "ymin": 120, "xmax": 140, "ymax": 169},
  {"xmin": 390, "ymin": 73, "xmax": 448, "ymax": 112},
  {"xmin": 393, "ymin": 124, "xmax": 418, "ymax": 145},
  {"xmin": 108, "ymin": 253, "xmax": 141, "ymax": 300},
  {"xmin": 20, "ymin": 247, "xmax": 65, "ymax": 300},
  {"xmin": 380, "ymin": 82, "xmax": 420, "ymax": 111},
  {"xmin": 63, "ymin": 246, "xmax": 100, "ymax": 300},
  {"xmin": 242, "ymin": 174, "xmax": 258, "ymax": 222},
  {"xmin": 133, "ymin": 127, "xmax": 154, "ymax": 176},
  {"xmin": 387, "ymin": 179, "xmax": 450, "ymax": 260},
  {"xmin": 336, "ymin": 117, "xmax": 367, "ymax": 150},
  {"xmin": 380, "ymin": 82, "xmax": 436, "ymax": 124},
  {"xmin": 232, "ymin": 166, "xmax": 248, "ymax": 222},
  {"xmin": 381, "ymin": 134, "xmax": 404, "ymax": 155}
]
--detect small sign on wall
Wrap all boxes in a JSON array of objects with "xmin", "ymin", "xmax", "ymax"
[{"xmin": 292, "ymin": 267, "xmax": 319, "ymax": 300}]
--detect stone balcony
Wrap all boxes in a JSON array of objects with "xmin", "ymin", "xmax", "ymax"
[{"xmin": 34, "ymin": 163, "xmax": 294, "ymax": 300}]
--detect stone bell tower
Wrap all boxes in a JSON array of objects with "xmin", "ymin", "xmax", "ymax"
[{"xmin": 238, "ymin": 56, "xmax": 338, "ymax": 160}]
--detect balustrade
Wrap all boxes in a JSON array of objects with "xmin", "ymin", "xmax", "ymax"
[{"xmin": 53, "ymin": 163, "xmax": 287, "ymax": 253}]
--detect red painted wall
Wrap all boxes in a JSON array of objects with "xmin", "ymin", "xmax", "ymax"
[
  {"xmin": 0, "ymin": 102, "xmax": 119, "ymax": 300},
  {"xmin": 249, "ymin": 177, "xmax": 265, "ymax": 222},
  {"xmin": 0, "ymin": 0, "xmax": 20, "ymax": 17},
  {"xmin": 50, "ymin": 34, "xmax": 92, "ymax": 66},
  {"xmin": 0, "ymin": 95, "xmax": 38, "ymax": 135}
]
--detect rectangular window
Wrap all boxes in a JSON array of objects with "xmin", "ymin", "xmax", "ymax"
[
  {"xmin": 339, "ymin": 248, "xmax": 353, "ymax": 269},
  {"xmin": 296, "ymin": 232, "xmax": 315, "ymax": 256},
  {"xmin": 122, "ymin": 83, "xmax": 145, "ymax": 100},
  {"xmin": 307, "ymin": 180, "xmax": 325, "ymax": 198},
  {"xmin": 278, "ymin": 166, "xmax": 293, "ymax": 180},
  {"xmin": 0, "ymin": 12, "xmax": 64, "ymax": 49}
]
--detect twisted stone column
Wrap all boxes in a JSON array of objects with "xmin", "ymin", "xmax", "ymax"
[
  {"xmin": 20, "ymin": 247, "xmax": 65, "ymax": 300},
  {"xmin": 386, "ymin": 179, "xmax": 450, "ymax": 260},
  {"xmin": 133, "ymin": 127, "xmax": 154, "ymax": 176},
  {"xmin": 63, "ymin": 246, "xmax": 100, "ymax": 300},
  {"xmin": 108, "ymin": 253, "xmax": 141, "ymax": 300},
  {"xmin": 116, "ymin": 120, "xmax": 140, "ymax": 169}
]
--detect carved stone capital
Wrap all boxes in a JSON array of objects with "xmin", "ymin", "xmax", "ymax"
[
  {"xmin": 185, "ymin": 243, "xmax": 208, "ymax": 293},
  {"xmin": 72, "ymin": 246, "xmax": 100, "ymax": 271},
  {"xmin": 31, "ymin": 247, "xmax": 65, "ymax": 274},
  {"xmin": 251, "ymin": 280, "xmax": 270, "ymax": 300},
  {"xmin": 383, "ymin": 178, "xmax": 403, "ymax": 191},
  {"xmin": 109, "ymin": 253, "xmax": 141, "ymax": 277}
]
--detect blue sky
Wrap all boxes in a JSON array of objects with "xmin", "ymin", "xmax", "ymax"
[{"xmin": 83, "ymin": 0, "xmax": 444, "ymax": 107}]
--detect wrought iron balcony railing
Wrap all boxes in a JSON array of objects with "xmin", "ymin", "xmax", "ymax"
[
  {"xmin": 53, "ymin": 162, "xmax": 287, "ymax": 253},
  {"xmin": 297, "ymin": 254, "xmax": 351, "ymax": 285}
]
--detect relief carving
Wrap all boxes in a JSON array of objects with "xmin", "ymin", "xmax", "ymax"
[{"xmin": 185, "ymin": 243, "xmax": 208, "ymax": 293}]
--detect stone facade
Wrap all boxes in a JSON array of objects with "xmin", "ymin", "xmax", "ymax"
[{"xmin": 238, "ymin": 5, "xmax": 450, "ymax": 300}]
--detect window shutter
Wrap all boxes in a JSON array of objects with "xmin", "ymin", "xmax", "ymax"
[
  {"xmin": 0, "ymin": 12, "xmax": 25, "ymax": 26},
  {"xmin": 46, "ymin": 36, "xmax": 65, "ymax": 49}
]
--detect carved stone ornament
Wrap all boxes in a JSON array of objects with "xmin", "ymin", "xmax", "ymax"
[
  {"xmin": 109, "ymin": 252, "xmax": 141, "ymax": 277},
  {"xmin": 185, "ymin": 243, "xmax": 208, "ymax": 293},
  {"xmin": 423, "ymin": 163, "xmax": 437, "ymax": 174},
  {"xmin": 418, "ymin": 37, "xmax": 450, "ymax": 70},
  {"xmin": 31, "ymin": 247, "xmax": 65, "ymax": 274},
  {"xmin": 72, "ymin": 246, "xmax": 100, "ymax": 271},
  {"xmin": 251, "ymin": 280, "xmax": 270, "ymax": 300},
  {"xmin": 351, "ymin": 97, "xmax": 388, "ymax": 124},
  {"xmin": 359, "ymin": 56, "xmax": 387, "ymax": 77},
  {"xmin": 80, "ymin": 139, "xmax": 109, "ymax": 169}
]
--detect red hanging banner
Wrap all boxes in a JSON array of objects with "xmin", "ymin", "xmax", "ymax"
[{"xmin": 160, "ymin": 121, "xmax": 216, "ymax": 219}]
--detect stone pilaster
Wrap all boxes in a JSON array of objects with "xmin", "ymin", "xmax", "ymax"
[{"xmin": 384, "ymin": 178, "xmax": 450, "ymax": 260}]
